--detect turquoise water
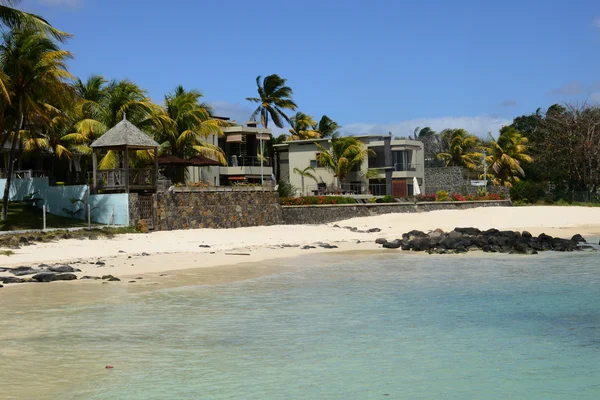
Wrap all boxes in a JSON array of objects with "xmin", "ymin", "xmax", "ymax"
[{"xmin": 2, "ymin": 249, "xmax": 600, "ymax": 399}]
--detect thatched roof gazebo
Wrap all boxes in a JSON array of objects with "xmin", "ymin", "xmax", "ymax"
[{"xmin": 90, "ymin": 116, "xmax": 160, "ymax": 193}]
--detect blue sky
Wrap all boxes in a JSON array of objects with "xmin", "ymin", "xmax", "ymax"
[{"xmin": 23, "ymin": 0, "xmax": 600, "ymax": 136}]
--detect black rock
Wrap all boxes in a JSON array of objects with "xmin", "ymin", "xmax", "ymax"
[
  {"xmin": 80, "ymin": 276, "xmax": 101, "ymax": 280},
  {"xmin": 570, "ymin": 234, "xmax": 586, "ymax": 243},
  {"xmin": 367, "ymin": 228, "xmax": 381, "ymax": 233},
  {"xmin": 9, "ymin": 266, "xmax": 41, "ymax": 276},
  {"xmin": 454, "ymin": 227, "xmax": 481, "ymax": 236},
  {"xmin": 48, "ymin": 265, "xmax": 79, "ymax": 273},
  {"xmin": 102, "ymin": 275, "xmax": 120, "ymax": 281},
  {"xmin": 0, "ymin": 276, "xmax": 24, "ymax": 284},
  {"xmin": 0, "ymin": 284, "xmax": 3, "ymax": 288},
  {"xmin": 301, "ymin": 245, "xmax": 316, "ymax": 250},
  {"xmin": 95, "ymin": 261, "xmax": 106, "ymax": 266},
  {"xmin": 118, "ymin": 250, "xmax": 126, "ymax": 253},
  {"xmin": 18, "ymin": 237, "xmax": 29, "ymax": 244},
  {"xmin": 318, "ymin": 243, "xmax": 337, "ymax": 249},
  {"xmin": 522, "ymin": 231, "xmax": 532, "ymax": 239},
  {"xmin": 141, "ymin": 252, "xmax": 150, "ymax": 256},
  {"xmin": 31, "ymin": 272, "xmax": 77, "ymax": 282},
  {"xmin": 198, "ymin": 245, "xmax": 211, "ymax": 248},
  {"xmin": 375, "ymin": 238, "xmax": 388, "ymax": 245},
  {"xmin": 403, "ymin": 230, "xmax": 427, "ymax": 240},
  {"xmin": 382, "ymin": 239, "xmax": 402, "ymax": 249}
]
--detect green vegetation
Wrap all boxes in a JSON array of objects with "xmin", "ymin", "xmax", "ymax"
[
  {"xmin": 246, "ymin": 74, "xmax": 297, "ymax": 129},
  {"xmin": 315, "ymin": 135, "xmax": 374, "ymax": 184},
  {"xmin": 0, "ymin": 202, "xmax": 88, "ymax": 231},
  {"xmin": 292, "ymin": 166, "xmax": 318, "ymax": 195},
  {"xmin": 280, "ymin": 196, "xmax": 357, "ymax": 206}
]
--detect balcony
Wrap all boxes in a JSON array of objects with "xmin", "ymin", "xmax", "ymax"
[
  {"xmin": 305, "ymin": 183, "xmax": 387, "ymax": 196},
  {"xmin": 394, "ymin": 163, "xmax": 420, "ymax": 172},
  {"xmin": 220, "ymin": 156, "xmax": 273, "ymax": 177},
  {"xmin": 94, "ymin": 168, "xmax": 156, "ymax": 191}
]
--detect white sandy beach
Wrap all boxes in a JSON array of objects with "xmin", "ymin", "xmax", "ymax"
[{"xmin": 1, "ymin": 206, "xmax": 600, "ymax": 286}]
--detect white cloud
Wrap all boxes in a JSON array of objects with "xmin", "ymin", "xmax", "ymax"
[
  {"xmin": 38, "ymin": 0, "xmax": 81, "ymax": 7},
  {"xmin": 340, "ymin": 116, "xmax": 512, "ymax": 138}
]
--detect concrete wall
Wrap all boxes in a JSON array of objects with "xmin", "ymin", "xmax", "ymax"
[
  {"xmin": 281, "ymin": 200, "xmax": 512, "ymax": 225},
  {"xmin": 154, "ymin": 189, "xmax": 283, "ymax": 230},
  {"xmin": 0, "ymin": 177, "xmax": 129, "ymax": 225}
]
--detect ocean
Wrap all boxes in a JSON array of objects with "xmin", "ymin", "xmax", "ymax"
[{"xmin": 1, "ymin": 248, "xmax": 599, "ymax": 399}]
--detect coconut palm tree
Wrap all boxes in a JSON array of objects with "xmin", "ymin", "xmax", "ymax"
[
  {"xmin": 67, "ymin": 77, "xmax": 167, "ymax": 169},
  {"xmin": 156, "ymin": 85, "xmax": 227, "ymax": 182},
  {"xmin": 315, "ymin": 135, "xmax": 375, "ymax": 185},
  {"xmin": 0, "ymin": 0, "xmax": 70, "ymax": 42},
  {"xmin": 289, "ymin": 112, "xmax": 319, "ymax": 140},
  {"xmin": 485, "ymin": 126, "xmax": 532, "ymax": 187},
  {"xmin": 436, "ymin": 128, "xmax": 482, "ymax": 170},
  {"xmin": 0, "ymin": 28, "xmax": 73, "ymax": 220},
  {"xmin": 246, "ymin": 74, "xmax": 297, "ymax": 128},
  {"xmin": 293, "ymin": 166, "xmax": 318, "ymax": 195},
  {"xmin": 315, "ymin": 115, "xmax": 339, "ymax": 138}
]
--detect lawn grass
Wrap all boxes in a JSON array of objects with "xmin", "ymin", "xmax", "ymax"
[{"xmin": 0, "ymin": 202, "xmax": 90, "ymax": 231}]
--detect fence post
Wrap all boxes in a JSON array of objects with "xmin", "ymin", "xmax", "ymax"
[
  {"xmin": 87, "ymin": 203, "xmax": 91, "ymax": 229},
  {"xmin": 112, "ymin": 204, "xmax": 115, "ymax": 226},
  {"xmin": 42, "ymin": 205, "xmax": 47, "ymax": 230}
]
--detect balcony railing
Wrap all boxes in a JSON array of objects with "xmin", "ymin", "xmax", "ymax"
[
  {"xmin": 229, "ymin": 156, "xmax": 271, "ymax": 167},
  {"xmin": 394, "ymin": 163, "xmax": 421, "ymax": 172},
  {"xmin": 94, "ymin": 168, "xmax": 156, "ymax": 190},
  {"xmin": 0, "ymin": 169, "xmax": 46, "ymax": 179}
]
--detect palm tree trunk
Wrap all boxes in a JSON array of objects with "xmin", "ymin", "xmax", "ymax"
[
  {"xmin": 301, "ymin": 176, "xmax": 305, "ymax": 195},
  {"xmin": 2, "ymin": 96, "xmax": 24, "ymax": 221}
]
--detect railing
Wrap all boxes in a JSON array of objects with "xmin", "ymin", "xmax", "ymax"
[
  {"xmin": 305, "ymin": 183, "xmax": 387, "ymax": 196},
  {"xmin": 0, "ymin": 169, "xmax": 46, "ymax": 179},
  {"xmin": 229, "ymin": 156, "xmax": 271, "ymax": 167},
  {"xmin": 369, "ymin": 184, "xmax": 387, "ymax": 196},
  {"xmin": 95, "ymin": 168, "xmax": 156, "ymax": 190},
  {"xmin": 394, "ymin": 163, "xmax": 421, "ymax": 172}
]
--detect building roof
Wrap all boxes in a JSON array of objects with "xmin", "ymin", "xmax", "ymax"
[{"xmin": 91, "ymin": 117, "xmax": 160, "ymax": 149}]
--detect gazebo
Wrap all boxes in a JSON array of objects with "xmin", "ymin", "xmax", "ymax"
[{"xmin": 90, "ymin": 116, "xmax": 160, "ymax": 193}]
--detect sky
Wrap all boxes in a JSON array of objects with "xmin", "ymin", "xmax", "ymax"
[{"xmin": 22, "ymin": 0, "xmax": 600, "ymax": 137}]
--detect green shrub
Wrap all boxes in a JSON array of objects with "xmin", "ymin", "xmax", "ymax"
[
  {"xmin": 510, "ymin": 181, "xmax": 547, "ymax": 203},
  {"xmin": 280, "ymin": 196, "xmax": 357, "ymax": 206},
  {"xmin": 436, "ymin": 190, "xmax": 449, "ymax": 202},
  {"xmin": 277, "ymin": 180, "xmax": 296, "ymax": 198},
  {"xmin": 376, "ymin": 195, "xmax": 396, "ymax": 203}
]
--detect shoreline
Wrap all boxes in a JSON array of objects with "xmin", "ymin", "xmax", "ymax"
[{"xmin": 1, "ymin": 206, "xmax": 600, "ymax": 293}]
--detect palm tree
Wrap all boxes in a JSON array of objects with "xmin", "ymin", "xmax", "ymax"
[
  {"xmin": 315, "ymin": 135, "xmax": 374, "ymax": 185},
  {"xmin": 485, "ymin": 126, "xmax": 532, "ymax": 187},
  {"xmin": 293, "ymin": 166, "xmax": 318, "ymax": 195},
  {"xmin": 436, "ymin": 128, "xmax": 482, "ymax": 170},
  {"xmin": 0, "ymin": 0, "xmax": 70, "ymax": 42},
  {"xmin": 246, "ymin": 74, "xmax": 297, "ymax": 128},
  {"xmin": 316, "ymin": 115, "xmax": 339, "ymax": 138},
  {"xmin": 289, "ymin": 112, "xmax": 319, "ymax": 140},
  {"xmin": 67, "ymin": 77, "xmax": 167, "ymax": 169},
  {"xmin": 156, "ymin": 85, "xmax": 227, "ymax": 182},
  {"xmin": 0, "ymin": 28, "xmax": 73, "ymax": 220}
]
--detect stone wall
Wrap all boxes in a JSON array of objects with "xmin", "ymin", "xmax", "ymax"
[
  {"xmin": 154, "ymin": 190, "xmax": 283, "ymax": 230},
  {"xmin": 282, "ymin": 200, "xmax": 511, "ymax": 225},
  {"xmin": 424, "ymin": 167, "xmax": 510, "ymax": 198}
]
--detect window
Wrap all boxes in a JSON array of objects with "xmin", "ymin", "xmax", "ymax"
[{"xmin": 310, "ymin": 160, "xmax": 318, "ymax": 168}]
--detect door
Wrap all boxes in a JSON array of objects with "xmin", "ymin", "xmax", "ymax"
[{"xmin": 138, "ymin": 195, "xmax": 155, "ymax": 229}]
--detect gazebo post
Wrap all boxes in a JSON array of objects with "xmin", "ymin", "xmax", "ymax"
[
  {"xmin": 154, "ymin": 147, "xmax": 159, "ymax": 187},
  {"xmin": 124, "ymin": 146, "xmax": 130, "ymax": 193},
  {"xmin": 92, "ymin": 151, "xmax": 98, "ymax": 193}
]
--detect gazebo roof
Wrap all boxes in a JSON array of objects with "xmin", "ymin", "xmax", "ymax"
[{"xmin": 91, "ymin": 117, "xmax": 159, "ymax": 149}]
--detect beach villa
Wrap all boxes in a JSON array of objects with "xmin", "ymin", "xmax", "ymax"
[
  {"xmin": 186, "ymin": 120, "xmax": 273, "ymax": 186},
  {"xmin": 274, "ymin": 135, "xmax": 425, "ymax": 197}
]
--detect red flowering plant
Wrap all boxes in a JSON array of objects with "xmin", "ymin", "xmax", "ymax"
[
  {"xmin": 451, "ymin": 194, "xmax": 467, "ymax": 201},
  {"xmin": 416, "ymin": 193, "xmax": 437, "ymax": 202}
]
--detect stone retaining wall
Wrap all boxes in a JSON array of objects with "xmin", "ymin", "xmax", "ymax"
[
  {"xmin": 154, "ymin": 191, "xmax": 283, "ymax": 230},
  {"xmin": 281, "ymin": 200, "xmax": 511, "ymax": 225},
  {"xmin": 424, "ymin": 167, "xmax": 510, "ymax": 198}
]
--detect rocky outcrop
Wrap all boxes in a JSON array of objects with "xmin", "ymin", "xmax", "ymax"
[
  {"xmin": 31, "ymin": 272, "xmax": 77, "ymax": 282},
  {"xmin": 377, "ymin": 228, "xmax": 591, "ymax": 254}
]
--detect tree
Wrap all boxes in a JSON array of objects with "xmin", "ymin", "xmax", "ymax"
[
  {"xmin": 0, "ymin": 28, "xmax": 73, "ymax": 221},
  {"xmin": 293, "ymin": 166, "xmax": 318, "ymax": 195},
  {"xmin": 484, "ymin": 126, "xmax": 532, "ymax": 187},
  {"xmin": 436, "ymin": 128, "xmax": 482, "ymax": 170},
  {"xmin": 156, "ymin": 85, "xmax": 227, "ymax": 182},
  {"xmin": 246, "ymin": 74, "xmax": 297, "ymax": 128},
  {"xmin": 315, "ymin": 135, "xmax": 374, "ymax": 185},
  {"xmin": 68, "ymin": 77, "xmax": 167, "ymax": 169},
  {"xmin": 289, "ymin": 112, "xmax": 318, "ymax": 139},
  {"xmin": 0, "ymin": 0, "xmax": 70, "ymax": 42},
  {"xmin": 315, "ymin": 115, "xmax": 339, "ymax": 138}
]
